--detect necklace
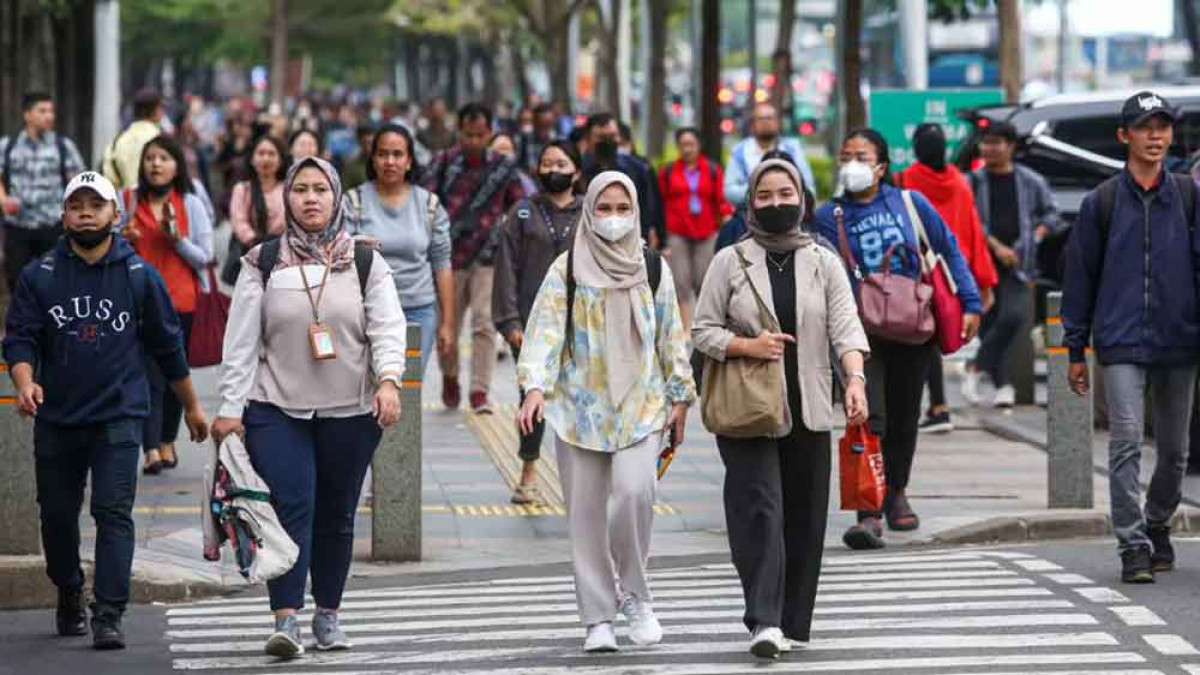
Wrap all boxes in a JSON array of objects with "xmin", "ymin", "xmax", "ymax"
[{"xmin": 766, "ymin": 251, "xmax": 794, "ymax": 273}]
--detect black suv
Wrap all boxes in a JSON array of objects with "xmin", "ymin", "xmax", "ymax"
[{"xmin": 955, "ymin": 87, "xmax": 1200, "ymax": 284}]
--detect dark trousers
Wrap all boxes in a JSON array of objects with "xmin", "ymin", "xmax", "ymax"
[
  {"xmin": 4, "ymin": 224, "xmax": 60, "ymax": 294},
  {"xmin": 717, "ymin": 421, "xmax": 831, "ymax": 641},
  {"xmin": 865, "ymin": 336, "xmax": 931, "ymax": 500},
  {"xmin": 144, "ymin": 313, "xmax": 193, "ymax": 453},
  {"xmin": 925, "ymin": 347, "xmax": 946, "ymax": 409},
  {"xmin": 243, "ymin": 401, "xmax": 381, "ymax": 611},
  {"xmin": 34, "ymin": 418, "xmax": 141, "ymax": 616},
  {"xmin": 511, "ymin": 344, "xmax": 544, "ymax": 462},
  {"xmin": 974, "ymin": 272, "xmax": 1031, "ymax": 388}
]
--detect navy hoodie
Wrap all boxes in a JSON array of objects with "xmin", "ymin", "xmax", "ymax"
[
  {"xmin": 1062, "ymin": 169, "xmax": 1200, "ymax": 366},
  {"xmin": 2, "ymin": 235, "xmax": 189, "ymax": 426}
]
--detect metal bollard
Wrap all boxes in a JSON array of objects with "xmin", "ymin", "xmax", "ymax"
[
  {"xmin": 371, "ymin": 325, "xmax": 423, "ymax": 561},
  {"xmin": 0, "ymin": 364, "xmax": 40, "ymax": 555},
  {"xmin": 1045, "ymin": 291, "xmax": 1094, "ymax": 509}
]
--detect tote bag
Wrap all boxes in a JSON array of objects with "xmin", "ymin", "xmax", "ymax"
[
  {"xmin": 188, "ymin": 265, "xmax": 231, "ymax": 368},
  {"xmin": 902, "ymin": 190, "xmax": 966, "ymax": 355}
]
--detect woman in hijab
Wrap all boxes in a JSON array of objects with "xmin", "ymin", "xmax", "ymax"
[
  {"xmin": 211, "ymin": 157, "xmax": 407, "ymax": 658},
  {"xmin": 516, "ymin": 171, "xmax": 696, "ymax": 653},
  {"xmin": 692, "ymin": 159, "xmax": 870, "ymax": 659}
]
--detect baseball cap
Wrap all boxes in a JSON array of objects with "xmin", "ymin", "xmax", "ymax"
[
  {"xmin": 1121, "ymin": 91, "xmax": 1178, "ymax": 128},
  {"xmin": 63, "ymin": 171, "xmax": 118, "ymax": 206}
]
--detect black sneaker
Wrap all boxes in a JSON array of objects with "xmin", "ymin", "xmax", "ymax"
[
  {"xmin": 918, "ymin": 411, "xmax": 954, "ymax": 434},
  {"xmin": 90, "ymin": 610, "xmax": 126, "ymax": 650},
  {"xmin": 55, "ymin": 587, "xmax": 87, "ymax": 637},
  {"xmin": 1120, "ymin": 546, "xmax": 1155, "ymax": 584},
  {"xmin": 1148, "ymin": 526, "xmax": 1175, "ymax": 572},
  {"xmin": 843, "ymin": 517, "xmax": 886, "ymax": 550}
]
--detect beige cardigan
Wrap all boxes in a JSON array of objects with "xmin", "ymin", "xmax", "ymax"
[{"xmin": 691, "ymin": 237, "xmax": 870, "ymax": 434}]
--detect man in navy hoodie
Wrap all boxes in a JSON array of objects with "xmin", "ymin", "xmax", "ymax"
[
  {"xmin": 1063, "ymin": 91, "xmax": 1200, "ymax": 584},
  {"xmin": 2, "ymin": 171, "xmax": 208, "ymax": 648}
]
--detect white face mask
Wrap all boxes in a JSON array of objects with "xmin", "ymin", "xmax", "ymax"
[
  {"xmin": 839, "ymin": 160, "xmax": 877, "ymax": 194},
  {"xmin": 593, "ymin": 215, "xmax": 637, "ymax": 242}
]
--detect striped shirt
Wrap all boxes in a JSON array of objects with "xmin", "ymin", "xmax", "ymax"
[{"xmin": 0, "ymin": 130, "xmax": 84, "ymax": 229}]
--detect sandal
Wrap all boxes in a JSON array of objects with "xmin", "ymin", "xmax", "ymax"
[
  {"xmin": 142, "ymin": 449, "xmax": 163, "ymax": 476},
  {"xmin": 842, "ymin": 517, "xmax": 885, "ymax": 550},
  {"xmin": 511, "ymin": 484, "xmax": 541, "ymax": 505},
  {"xmin": 160, "ymin": 442, "xmax": 178, "ymax": 469},
  {"xmin": 885, "ymin": 491, "xmax": 920, "ymax": 532}
]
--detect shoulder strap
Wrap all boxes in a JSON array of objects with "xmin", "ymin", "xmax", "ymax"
[
  {"xmin": 2, "ymin": 137, "xmax": 14, "ymax": 192},
  {"xmin": 900, "ymin": 190, "xmax": 931, "ymax": 275},
  {"xmin": 345, "ymin": 187, "xmax": 362, "ymax": 223},
  {"xmin": 125, "ymin": 257, "xmax": 149, "ymax": 328},
  {"xmin": 565, "ymin": 244, "xmax": 577, "ymax": 358},
  {"xmin": 55, "ymin": 133, "xmax": 68, "ymax": 188},
  {"xmin": 833, "ymin": 205, "xmax": 861, "ymax": 280},
  {"xmin": 643, "ymin": 247, "xmax": 662, "ymax": 295},
  {"xmin": 426, "ymin": 189, "xmax": 440, "ymax": 236},
  {"xmin": 1094, "ymin": 175, "xmax": 1121, "ymax": 268},
  {"xmin": 354, "ymin": 240, "xmax": 373, "ymax": 297},
  {"xmin": 732, "ymin": 243, "xmax": 779, "ymax": 332},
  {"xmin": 1173, "ymin": 173, "xmax": 1197, "ymax": 229},
  {"xmin": 257, "ymin": 238, "xmax": 282, "ymax": 289}
]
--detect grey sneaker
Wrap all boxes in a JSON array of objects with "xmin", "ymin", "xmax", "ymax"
[
  {"xmin": 265, "ymin": 614, "xmax": 304, "ymax": 658},
  {"xmin": 312, "ymin": 611, "xmax": 351, "ymax": 651}
]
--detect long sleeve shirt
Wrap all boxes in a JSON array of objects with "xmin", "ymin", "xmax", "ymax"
[{"xmin": 229, "ymin": 181, "xmax": 286, "ymax": 246}]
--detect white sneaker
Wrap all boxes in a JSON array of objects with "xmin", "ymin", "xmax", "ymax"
[
  {"xmin": 781, "ymin": 637, "xmax": 808, "ymax": 653},
  {"xmin": 961, "ymin": 369, "xmax": 981, "ymax": 406},
  {"xmin": 750, "ymin": 626, "xmax": 784, "ymax": 659},
  {"xmin": 993, "ymin": 385, "xmax": 1016, "ymax": 408},
  {"xmin": 619, "ymin": 595, "xmax": 663, "ymax": 645},
  {"xmin": 584, "ymin": 622, "xmax": 619, "ymax": 653}
]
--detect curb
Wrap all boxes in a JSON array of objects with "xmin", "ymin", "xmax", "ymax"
[
  {"xmin": 0, "ymin": 558, "xmax": 241, "ymax": 610},
  {"xmin": 932, "ymin": 506, "xmax": 1200, "ymax": 546}
]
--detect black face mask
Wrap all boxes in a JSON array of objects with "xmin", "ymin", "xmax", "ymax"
[
  {"xmin": 145, "ymin": 183, "xmax": 172, "ymax": 198},
  {"xmin": 538, "ymin": 171, "xmax": 575, "ymax": 194},
  {"xmin": 67, "ymin": 228, "xmax": 111, "ymax": 250},
  {"xmin": 594, "ymin": 138, "xmax": 619, "ymax": 163},
  {"xmin": 754, "ymin": 204, "xmax": 802, "ymax": 234}
]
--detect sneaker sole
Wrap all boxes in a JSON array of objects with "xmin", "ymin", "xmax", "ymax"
[
  {"xmin": 843, "ymin": 528, "xmax": 886, "ymax": 551},
  {"xmin": 266, "ymin": 633, "xmax": 305, "ymax": 658},
  {"xmin": 1121, "ymin": 572, "xmax": 1156, "ymax": 584},
  {"xmin": 628, "ymin": 630, "xmax": 663, "ymax": 646},
  {"xmin": 92, "ymin": 637, "xmax": 126, "ymax": 650},
  {"xmin": 919, "ymin": 423, "xmax": 954, "ymax": 434},
  {"xmin": 584, "ymin": 643, "xmax": 620, "ymax": 653},
  {"xmin": 751, "ymin": 638, "xmax": 781, "ymax": 659},
  {"xmin": 314, "ymin": 641, "xmax": 351, "ymax": 652},
  {"xmin": 1152, "ymin": 562, "xmax": 1174, "ymax": 572}
]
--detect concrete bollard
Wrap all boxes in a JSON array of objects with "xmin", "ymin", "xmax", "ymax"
[
  {"xmin": 0, "ymin": 364, "xmax": 40, "ymax": 555},
  {"xmin": 1045, "ymin": 291, "xmax": 1094, "ymax": 509},
  {"xmin": 371, "ymin": 325, "xmax": 423, "ymax": 562}
]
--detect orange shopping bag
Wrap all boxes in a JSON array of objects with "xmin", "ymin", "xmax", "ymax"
[{"xmin": 839, "ymin": 424, "xmax": 886, "ymax": 512}]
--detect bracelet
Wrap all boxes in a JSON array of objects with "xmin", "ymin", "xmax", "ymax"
[{"xmin": 848, "ymin": 372, "xmax": 867, "ymax": 386}]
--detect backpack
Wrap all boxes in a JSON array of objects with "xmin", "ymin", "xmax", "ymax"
[
  {"xmin": 2, "ymin": 132, "xmax": 70, "ymax": 193},
  {"xmin": 1094, "ymin": 173, "xmax": 1197, "ymax": 266},
  {"xmin": 34, "ymin": 250, "xmax": 149, "ymax": 331},
  {"xmin": 256, "ymin": 237, "xmax": 374, "ymax": 297},
  {"xmin": 563, "ymin": 243, "xmax": 663, "ymax": 358},
  {"xmin": 345, "ymin": 185, "xmax": 440, "ymax": 237}
]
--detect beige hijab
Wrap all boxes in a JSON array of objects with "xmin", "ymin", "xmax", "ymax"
[{"xmin": 572, "ymin": 171, "xmax": 649, "ymax": 405}]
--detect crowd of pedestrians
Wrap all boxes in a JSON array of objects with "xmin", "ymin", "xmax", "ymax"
[{"xmin": 2, "ymin": 81, "xmax": 1197, "ymax": 660}]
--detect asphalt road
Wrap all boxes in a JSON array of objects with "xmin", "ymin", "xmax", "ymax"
[{"xmin": 7, "ymin": 538, "xmax": 1200, "ymax": 675}]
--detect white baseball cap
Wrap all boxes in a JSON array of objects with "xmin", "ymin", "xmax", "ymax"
[{"xmin": 63, "ymin": 171, "xmax": 118, "ymax": 206}]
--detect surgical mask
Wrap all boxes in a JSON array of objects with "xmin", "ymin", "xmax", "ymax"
[
  {"xmin": 67, "ymin": 228, "xmax": 111, "ymax": 250},
  {"xmin": 753, "ymin": 204, "xmax": 803, "ymax": 234},
  {"xmin": 593, "ymin": 215, "xmax": 636, "ymax": 242},
  {"xmin": 839, "ymin": 160, "xmax": 877, "ymax": 194},
  {"xmin": 538, "ymin": 172, "xmax": 575, "ymax": 194}
]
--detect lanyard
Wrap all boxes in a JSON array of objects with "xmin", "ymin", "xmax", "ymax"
[
  {"xmin": 535, "ymin": 201, "xmax": 569, "ymax": 249},
  {"xmin": 298, "ymin": 258, "xmax": 333, "ymax": 323}
]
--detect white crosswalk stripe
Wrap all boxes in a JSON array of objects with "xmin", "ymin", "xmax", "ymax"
[{"xmin": 162, "ymin": 550, "xmax": 1186, "ymax": 674}]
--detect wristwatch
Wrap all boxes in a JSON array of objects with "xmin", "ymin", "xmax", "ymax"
[{"xmin": 847, "ymin": 372, "xmax": 867, "ymax": 386}]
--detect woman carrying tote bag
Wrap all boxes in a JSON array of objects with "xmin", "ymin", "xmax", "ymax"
[{"xmin": 692, "ymin": 158, "xmax": 870, "ymax": 659}]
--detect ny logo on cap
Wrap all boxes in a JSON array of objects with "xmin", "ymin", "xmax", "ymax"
[
  {"xmin": 79, "ymin": 172, "xmax": 97, "ymax": 183},
  {"xmin": 1139, "ymin": 95, "xmax": 1164, "ymax": 111}
]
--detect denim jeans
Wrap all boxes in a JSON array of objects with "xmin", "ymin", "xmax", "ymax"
[
  {"xmin": 404, "ymin": 302, "xmax": 437, "ymax": 379},
  {"xmin": 1104, "ymin": 363, "xmax": 1197, "ymax": 551},
  {"xmin": 243, "ymin": 401, "xmax": 381, "ymax": 611},
  {"xmin": 34, "ymin": 418, "xmax": 141, "ymax": 616}
]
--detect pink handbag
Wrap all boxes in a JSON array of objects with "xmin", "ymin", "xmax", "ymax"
[{"xmin": 835, "ymin": 205, "xmax": 935, "ymax": 345}]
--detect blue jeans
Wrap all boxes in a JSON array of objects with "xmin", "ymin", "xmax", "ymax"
[
  {"xmin": 243, "ymin": 402, "xmax": 381, "ymax": 611},
  {"xmin": 405, "ymin": 303, "xmax": 437, "ymax": 379},
  {"xmin": 34, "ymin": 418, "xmax": 141, "ymax": 616}
]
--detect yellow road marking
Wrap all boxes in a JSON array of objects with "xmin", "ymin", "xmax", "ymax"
[{"xmin": 141, "ymin": 502, "xmax": 680, "ymax": 518}]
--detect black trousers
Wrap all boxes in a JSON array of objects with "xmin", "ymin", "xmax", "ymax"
[
  {"xmin": 865, "ymin": 336, "xmax": 931, "ymax": 504},
  {"xmin": 925, "ymin": 347, "xmax": 946, "ymax": 409},
  {"xmin": 511, "ymin": 344, "xmax": 544, "ymax": 462},
  {"xmin": 718, "ymin": 418, "xmax": 831, "ymax": 641},
  {"xmin": 4, "ymin": 224, "xmax": 61, "ymax": 293},
  {"xmin": 144, "ymin": 312, "xmax": 193, "ymax": 453}
]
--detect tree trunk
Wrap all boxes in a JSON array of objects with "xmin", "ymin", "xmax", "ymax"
[
  {"xmin": 997, "ymin": 0, "xmax": 1022, "ymax": 103},
  {"xmin": 1182, "ymin": 0, "xmax": 1200, "ymax": 76},
  {"xmin": 771, "ymin": 0, "xmax": 795, "ymax": 116},
  {"xmin": 646, "ymin": 0, "xmax": 668, "ymax": 159},
  {"xmin": 544, "ymin": 26, "xmax": 572, "ymax": 105},
  {"xmin": 841, "ymin": 0, "xmax": 866, "ymax": 131},
  {"xmin": 699, "ymin": 0, "xmax": 721, "ymax": 161},
  {"xmin": 596, "ymin": 0, "xmax": 623, "ymax": 114},
  {"xmin": 510, "ymin": 37, "xmax": 531, "ymax": 104},
  {"xmin": 269, "ymin": 0, "xmax": 288, "ymax": 109}
]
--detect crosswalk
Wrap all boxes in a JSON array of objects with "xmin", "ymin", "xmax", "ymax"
[{"xmin": 163, "ymin": 549, "xmax": 1200, "ymax": 674}]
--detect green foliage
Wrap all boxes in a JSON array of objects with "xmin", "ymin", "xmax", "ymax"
[{"xmin": 808, "ymin": 154, "xmax": 833, "ymax": 200}]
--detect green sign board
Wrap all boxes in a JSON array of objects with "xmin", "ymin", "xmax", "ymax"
[{"xmin": 869, "ymin": 89, "xmax": 1004, "ymax": 170}]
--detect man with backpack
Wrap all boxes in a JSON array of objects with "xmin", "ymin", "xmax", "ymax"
[
  {"xmin": 2, "ymin": 171, "xmax": 208, "ymax": 649},
  {"xmin": 1063, "ymin": 91, "xmax": 1200, "ymax": 584},
  {"xmin": 0, "ymin": 92, "xmax": 86, "ymax": 295}
]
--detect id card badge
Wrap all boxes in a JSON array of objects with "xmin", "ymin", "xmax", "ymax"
[{"xmin": 309, "ymin": 323, "xmax": 337, "ymax": 360}]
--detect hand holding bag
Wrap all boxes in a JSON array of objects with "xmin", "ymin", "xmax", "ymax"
[
  {"xmin": 700, "ymin": 244, "xmax": 787, "ymax": 438},
  {"xmin": 839, "ymin": 423, "xmax": 886, "ymax": 511},
  {"xmin": 902, "ymin": 190, "xmax": 966, "ymax": 355},
  {"xmin": 188, "ymin": 265, "xmax": 231, "ymax": 368}
]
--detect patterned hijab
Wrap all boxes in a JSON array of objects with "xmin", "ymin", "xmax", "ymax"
[
  {"xmin": 744, "ymin": 158, "xmax": 812, "ymax": 253},
  {"xmin": 248, "ymin": 156, "xmax": 355, "ymax": 272}
]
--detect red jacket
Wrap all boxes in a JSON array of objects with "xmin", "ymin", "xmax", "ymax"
[
  {"xmin": 898, "ymin": 162, "xmax": 999, "ymax": 290},
  {"xmin": 659, "ymin": 156, "xmax": 733, "ymax": 240}
]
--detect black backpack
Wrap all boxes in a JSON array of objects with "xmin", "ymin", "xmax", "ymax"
[
  {"xmin": 256, "ymin": 238, "xmax": 375, "ymax": 297},
  {"xmin": 563, "ymin": 243, "xmax": 662, "ymax": 358},
  {"xmin": 1093, "ymin": 172, "xmax": 1197, "ymax": 265},
  {"xmin": 2, "ymin": 133, "xmax": 70, "ymax": 192}
]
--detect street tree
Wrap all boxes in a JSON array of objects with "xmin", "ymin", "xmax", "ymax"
[{"xmin": 508, "ymin": 0, "xmax": 591, "ymax": 105}]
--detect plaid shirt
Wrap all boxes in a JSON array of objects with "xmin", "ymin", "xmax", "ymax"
[
  {"xmin": 423, "ymin": 149, "xmax": 531, "ymax": 269},
  {"xmin": 0, "ymin": 130, "xmax": 84, "ymax": 229}
]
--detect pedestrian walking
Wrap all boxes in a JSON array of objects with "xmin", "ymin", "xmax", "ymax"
[
  {"xmin": 0, "ymin": 92, "xmax": 85, "ymax": 294},
  {"xmin": 659, "ymin": 127, "xmax": 734, "ymax": 327},
  {"xmin": 3, "ymin": 171, "xmax": 208, "ymax": 649},
  {"xmin": 1063, "ymin": 91, "xmax": 1200, "ymax": 584},
  {"xmin": 491, "ymin": 132, "xmax": 540, "ymax": 195},
  {"xmin": 493, "ymin": 140, "xmax": 584, "ymax": 504},
  {"xmin": 119, "ymin": 136, "xmax": 213, "ymax": 475},
  {"xmin": 289, "ymin": 128, "xmax": 324, "ymax": 163},
  {"xmin": 346, "ymin": 123, "xmax": 454, "ymax": 376},
  {"xmin": 516, "ymin": 171, "xmax": 695, "ymax": 653},
  {"xmin": 692, "ymin": 158, "xmax": 869, "ymax": 658},
  {"xmin": 963, "ymin": 120, "xmax": 1063, "ymax": 408},
  {"xmin": 341, "ymin": 125, "xmax": 376, "ymax": 191},
  {"xmin": 214, "ymin": 112, "xmax": 256, "ymax": 219},
  {"xmin": 423, "ymin": 103, "xmax": 531, "ymax": 413},
  {"xmin": 896, "ymin": 123, "xmax": 998, "ymax": 432},
  {"xmin": 102, "ymin": 88, "xmax": 164, "ymax": 190},
  {"xmin": 724, "ymin": 102, "xmax": 816, "ymax": 209},
  {"xmin": 417, "ymin": 97, "xmax": 456, "ymax": 154},
  {"xmin": 581, "ymin": 113, "xmax": 665, "ymax": 249},
  {"xmin": 814, "ymin": 128, "xmax": 981, "ymax": 550},
  {"xmin": 225, "ymin": 134, "xmax": 289, "ymax": 285},
  {"xmin": 211, "ymin": 156, "xmax": 406, "ymax": 657},
  {"xmin": 517, "ymin": 102, "xmax": 559, "ymax": 174}
]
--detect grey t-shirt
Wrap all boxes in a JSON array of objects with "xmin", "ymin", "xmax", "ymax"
[{"xmin": 348, "ymin": 182, "xmax": 451, "ymax": 308}]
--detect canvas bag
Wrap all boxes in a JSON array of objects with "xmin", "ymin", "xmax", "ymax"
[
  {"xmin": 901, "ymin": 190, "xmax": 965, "ymax": 355},
  {"xmin": 188, "ymin": 265, "xmax": 230, "ymax": 368},
  {"xmin": 839, "ymin": 423, "xmax": 886, "ymax": 511}
]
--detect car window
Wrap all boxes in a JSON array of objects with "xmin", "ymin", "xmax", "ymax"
[{"xmin": 1050, "ymin": 115, "xmax": 1125, "ymax": 162}]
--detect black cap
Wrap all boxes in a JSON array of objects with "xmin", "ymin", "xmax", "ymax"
[
  {"xmin": 980, "ymin": 120, "xmax": 1018, "ymax": 143},
  {"xmin": 1121, "ymin": 91, "xmax": 1178, "ymax": 128}
]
